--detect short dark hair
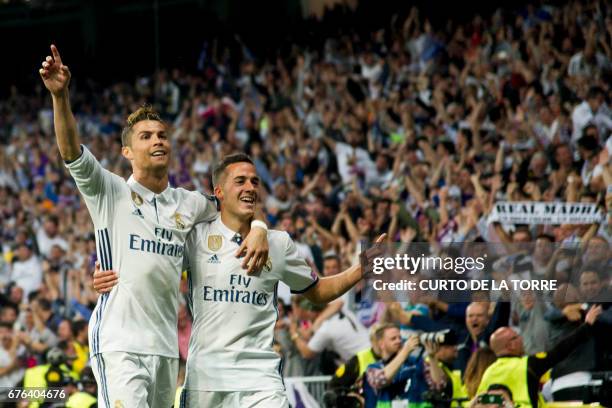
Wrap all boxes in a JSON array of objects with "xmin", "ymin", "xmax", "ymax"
[
  {"xmin": 121, "ymin": 105, "xmax": 164, "ymax": 146},
  {"xmin": 323, "ymin": 253, "xmax": 340, "ymax": 263},
  {"xmin": 212, "ymin": 153, "xmax": 255, "ymax": 187},
  {"xmin": 37, "ymin": 298, "xmax": 52, "ymax": 311},
  {"xmin": 536, "ymin": 233, "xmax": 555, "ymax": 242},
  {"xmin": 580, "ymin": 265, "xmax": 603, "ymax": 278},
  {"xmin": 72, "ymin": 320, "xmax": 88, "ymax": 335},
  {"xmin": 586, "ymin": 86, "xmax": 604, "ymax": 100}
]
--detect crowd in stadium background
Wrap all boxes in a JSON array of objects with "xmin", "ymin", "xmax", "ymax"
[{"xmin": 0, "ymin": 0, "xmax": 611, "ymax": 406}]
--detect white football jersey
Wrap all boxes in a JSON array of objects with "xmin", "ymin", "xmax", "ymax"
[
  {"xmin": 65, "ymin": 146, "xmax": 218, "ymax": 358},
  {"xmin": 184, "ymin": 217, "xmax": 318, "ymax": 391}
]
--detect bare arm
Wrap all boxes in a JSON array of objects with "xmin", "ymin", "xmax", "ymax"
[
  {"xmin": 39, "ymin": 45, "xmax": 81, "ymax": 161},
  {"xmin": 425, "ymin": 342, "xmax": 448, "ymax": 388},
  {"xmin": 303, "ymin": 234, "xmax": 385, "ymax": 304},
  {"xmin": 383, "ymin": 335, "xmax": 419, "ymax": 381}
]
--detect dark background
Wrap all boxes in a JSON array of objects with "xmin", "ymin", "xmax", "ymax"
[{"xmin": 1, "ymin": 0, "xmax": 528, "ymax": 93}]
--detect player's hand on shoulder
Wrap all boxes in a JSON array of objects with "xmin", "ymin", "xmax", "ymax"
[{"xmin": 236, "ymin": 226, "xmax": 269, "ymax": 275}]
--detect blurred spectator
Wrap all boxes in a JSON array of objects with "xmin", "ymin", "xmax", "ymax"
[
  {"xmin": 0, "ymin": 322, "xmax": 25, "ymax": 390},
  {"xmin": 463, "ymin": 347, "xmax": 497, "ymax": 399},
  {"xmin": 9, "ymin": 243, "xmax": 42, "ymax": 298},
  {"xmin": 290, "ymin": 298, "xmax": 370, "ymax": 372},
  {"xmin": 36, "ymin": 215, "xmax": 68, "ymax": 258},
  {"xmin": 455, "ymin": 302, "xmax": 510, "ymax": 373},
  {"xmin": 330, "ymin": 322, "xmax": 382, "ymax": 391}
]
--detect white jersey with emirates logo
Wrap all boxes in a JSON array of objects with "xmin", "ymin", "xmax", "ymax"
[
  {"xmin": 65, "ymin": 146, "xmax": 218, "ymax": 358},
  {"xmin": 184, "ymin": 217, "xmax": 318, "ymax": 391}
]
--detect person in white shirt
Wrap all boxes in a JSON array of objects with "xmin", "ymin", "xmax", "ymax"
[
  {"xmin": 39, "ymin": 45, "xmax": 269, "ymax": 408},
  {"xmin": 291, "ymin": 298, "xmax": 370, "ymax": 362},
  {"xmin": 0, "ymin": 323, "xmax": 25, "ymax": 393},
  {"xmin": 10, "ymin": 243, "xmax": 43, "ymax": 298},
  {"xmin": 323, "ymin": 131, "xmax": 375, "ymax": 186},
  {"xmin": 95, "ymin": 154, "xmax": 384, "ymax": 407},
  {"xmin": 180, "ymin": 154, "xmax": 383, "ymax": 407},
  {"xmin": 35, "ymin": 215, "xmax": 69, "ymax": 258},
  {"xmin": 571, "ymin": 87, "xmax": 612, "ymax": 143}
]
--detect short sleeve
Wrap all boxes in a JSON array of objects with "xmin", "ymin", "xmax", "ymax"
[
  {"xmin": 280, "ymin": 232, "xmax": 319, "ymax": 294},
  {"xmin": 307, "ymin": 324, "xmax": 330, "ymax": 354}
]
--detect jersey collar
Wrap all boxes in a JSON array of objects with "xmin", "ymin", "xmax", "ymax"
[
  {"xmin": 127, "ymin": 175, "xmax": 172, "ymax": 204},
  {"xmin": 214, "ymin": 216, "xmax": 241, "ymax": 242}
]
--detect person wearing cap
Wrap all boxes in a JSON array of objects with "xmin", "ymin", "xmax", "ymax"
[
  {"xmin": 422, "ymin": 330, "xmax": 468, "ymax": 407},
  {"xmin": 477, "ymin": 305, "xmax": 603, "ymax": 407}
]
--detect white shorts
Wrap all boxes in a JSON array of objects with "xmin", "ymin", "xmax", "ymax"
[
  {"xmin": 179, "ymin": 389, "xmax": 289, "ymax": 408},
  {"xmin": 91, "ymin": 352, "xmax": 178, "ymax": 408}
]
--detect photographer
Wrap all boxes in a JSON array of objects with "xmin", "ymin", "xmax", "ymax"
[
  {"xmin": 364, "ymin": 331, "xmax": 420, "ymax": 408},
  {"xmin": 422, "ymin": 331, "xmax": 468, "ymax": 407}
]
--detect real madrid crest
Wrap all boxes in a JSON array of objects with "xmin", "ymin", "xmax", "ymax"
[
  {"xmin": 173, "ymin": 213, "xmax": 186, "ymax": 229},
  {"xmin": 208, "ymin": 235, "xmax": 222, "ymax": 252},
  {"xmin": 264, "ymin": 257, "xmax": 273, "ymax": 272},
  {"xmin": 131, "ymin": 190, "xmax": 143, "ymax": 206}
]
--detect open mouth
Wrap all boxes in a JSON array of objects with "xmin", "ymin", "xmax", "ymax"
[
  {"xmin": 151, "ymin": 150, "xmax": 167, "ymax": 158},
  {"xmin": 240, "ymin": 196, "xmax": 256, "ymax": 205}
]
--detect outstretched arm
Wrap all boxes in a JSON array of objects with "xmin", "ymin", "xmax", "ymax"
[
  {"xmin": 303, "ymin": 234, "xmax": 386, "ymax": 304},
  {"xmin": 39, "ymin": 44, "xmax": 81, "ymax": 162}
]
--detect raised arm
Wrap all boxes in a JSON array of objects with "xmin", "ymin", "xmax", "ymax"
[
  {"xmin": 382, "ymin": 335, "xmax": 419, "ymax": 382},
  {"xmin": 39, "ymin": 45, "xmax": 81, "ymax": 162}
]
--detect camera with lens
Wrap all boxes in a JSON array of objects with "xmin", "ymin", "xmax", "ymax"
[{"xmin": 418, "ymin": 329, "xmax": 457, "ymax": 347}]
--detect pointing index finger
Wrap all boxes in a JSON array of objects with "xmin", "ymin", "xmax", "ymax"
[{"xmin": 50, "ymin": 44, "xmax": 62, "ymax": 65}]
